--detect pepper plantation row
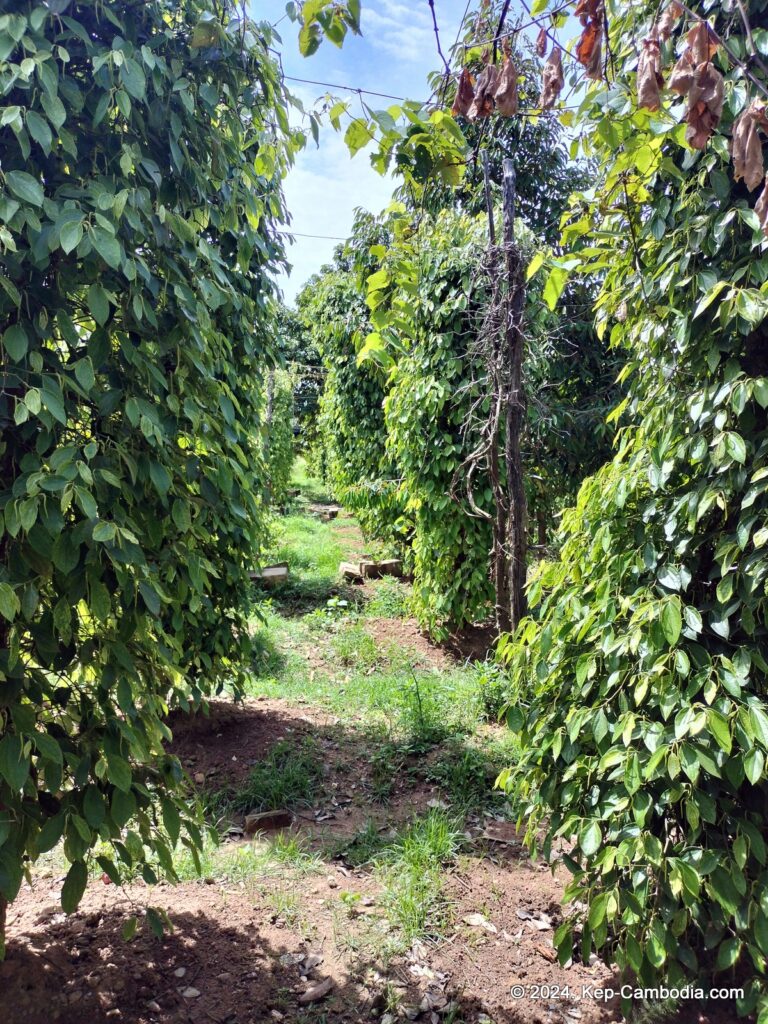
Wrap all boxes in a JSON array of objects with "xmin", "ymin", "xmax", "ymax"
[{"xmin": 2, "ymin": 1, "xmax": 768, "ymax": 1022}]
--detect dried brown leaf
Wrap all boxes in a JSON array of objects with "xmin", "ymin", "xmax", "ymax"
[
  {"xmin": 539, "ymin": 47, "xmax": 564, "ymax": 109},
  {"xmin": 494, "ymin": 56, "xmax": 519, "ymax": 117},
  {"xmin": 536, "ymin": 28, "xmax": 548, "ymax": 58},
  {"xmin": 575, "ymin": 0, "xmax": 604, "ymax": 81},
  {"xmin": 573, "ymin": 0, "xmax": 602, "ymax": 26},
  {"xmin": 637, "ymin": 32, "xmax": 663, "ymax": 111},
  {"xmin": 451, "ymin": 68, "xmax": 475, "ymax": 118},
  {"xmin": 685, "ymin": 61, "xmax": 724, "ymax": 150},
  {"xmin": 467, "ymin": 63, "xmax": 499, "ymax": 121},
  {"xmin": 756, "ymin": 174, "xmax": 768, "ymax": 237},
  {"xmin": 686, "ymin": 21, "xmax": 719, "ymax": 65},
  {"xmin": 732, "ymin": 102, "xmax": 768, "ymax": 192},
  {"xmin": 657, "ymin": 0, "xmax": 683, "ymax": 42},
  {"xmin": 668, "ymin": 48, "xmax": 695, "ymax": 96}
]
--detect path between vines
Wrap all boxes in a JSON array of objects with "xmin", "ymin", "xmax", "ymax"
[{"xmin": 2, "ymin": 469, "xmax": 718, "ymax": 1024}]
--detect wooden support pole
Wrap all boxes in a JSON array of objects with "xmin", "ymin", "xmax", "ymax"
[{"xmin": 501, "ymin": 158, "xmax": 528, "ymax": 630}]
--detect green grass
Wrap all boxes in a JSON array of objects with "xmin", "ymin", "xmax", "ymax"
[
  {"xmin": 375, "ymin": 810, "xmax": 464, "ymax": 945},
  {"xmin": 289, "ymin": 456, "xmax": 332, "ymax": 504},
  {"xmin": 424, "ymin": 738, "xmax": 518, "ymax": 811},
  {"xmin": 330, "ymin": 622, "xmax": 382, "ymax": 668},
  {"xmin": 366, "ymin": 576, "xmax": 412, "ymax": 618},
  {"xmin": 172, "ymin": 832, "xmax": 320, "ymax": 883},
  {"xmin": 211, "ymin": 737, "xmax": 323, "ymax": 816}
]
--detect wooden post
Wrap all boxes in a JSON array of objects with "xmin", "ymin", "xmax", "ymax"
[
  {"xmin": 482, "ymin": 152, "xmax": 512, "ymax": 634},
  {"xmin": 501, "ymin": 158, "xmax": 528, "ymax": 630}
]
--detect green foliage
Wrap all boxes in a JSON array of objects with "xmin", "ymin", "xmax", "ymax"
[
  {"xmin": 297, "ymin": 215, "xmax": 409, "ymax": 552},
  {"xmin": 274, "ymin": 304, "xmax": 323, "ymax": 453},
  {"xmin": 0, "ymin": 0, "xmax": 325, "ymax": 925},
  {"xmin": 262, "ymin": 369, "xmax": 295, "ymax": 507},
  {"xmin": 497, "ymin": 0, "xmax": 768, "ymax": 1015},
  {"xmin": 286, "ymin": 0, "xmax": 361, "ymax": 58}
]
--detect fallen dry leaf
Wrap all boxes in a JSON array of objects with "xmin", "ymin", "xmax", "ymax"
[
  {"xmin": 637, "ymin": 30, "xmax": 663, "ymax": 111},
  {"xmin": 732, "ymin": 102, "xmax": 768, "ymax": 192},
  {"xmin": 298, "ymin": 977, "xmax": 334, "ymax": 1005},
  {"xmin": 540, "ymin": 47, "xmax": 564, "ymax": 109},
  {"xmin": 451, "ymin": 67, "xmax": 475, "ymax": 118},
  {"xmin": 494, "ymin": 56, "xmax": 519, "ymax": 117},
  {"xmin": 536, "ymin": 28, "xmax": 548, "ymax": 58},
  {"xmin": 468, "ymin": 63, "xmax": 500, "ymax": 120},
  {"xmin": 463, "ymin": 912, "xmax": 498, "ymax": 934},
  {"xmin": 535, "ymin": 943, "xmax": 558, "ymax": 963}
]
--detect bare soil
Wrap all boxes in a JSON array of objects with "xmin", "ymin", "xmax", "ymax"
[{"xmin": 6, "ymin": 691, "xmax": 741, "ymax": 1024}]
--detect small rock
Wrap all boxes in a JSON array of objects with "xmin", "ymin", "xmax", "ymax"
[
  {"xmin": 193, "ymin": 772, "xmax": 205, "ymax": 785},
  {"xmin": 244, "ymin": 809, "xmax": 292, "ymax": 834},
  {"xmin": 279, "ymin": 953, "xmax": 305, "ymax": 968},
  {"xmin": 297, "ymin": 977, "xmax": 334, "ymax": 1005},
  {"xmin": 304, "ymin": 953, "xmax": 324, "ymax": 971},
  {"xmin": 462, "ymin": 912, "xmax": 497, "ymax": 934},
  {"xmin": 146, "ymin": 1002, "xmax": 161, "ymax": 1013},
  {"xmin": 534, "ymin": 943, "xmax": 558, "ymax": 963},
  {"xmin": 326, "ymin": 875, "xmax": 338, "ymax": 889},
  {"xmin": 381, "ymin": 1015, "xmax": 395, "ymax": 1024},
  {"xmin": 181, "ymin": 987, "xmax": 200, "ymax": 999},
  {"xmin": 173, "ymin": 968, "xmax": 186, "ymax": 979}
]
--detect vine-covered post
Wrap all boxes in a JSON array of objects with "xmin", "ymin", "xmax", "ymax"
[{"xmin": 501, "ymin": 157, "xmax": 528, "ymax": 630}]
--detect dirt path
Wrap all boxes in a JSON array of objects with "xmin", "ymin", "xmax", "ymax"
[{"xmin": 2, "ymin": 491, "xmax": 737, "ymax": 1024}]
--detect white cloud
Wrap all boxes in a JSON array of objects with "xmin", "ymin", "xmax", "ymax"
[
  {"xmin": 362, "ymin": 0, "xmax": 434, "ymax": 62},
  {"xmin": 275, "ymin": 127, "xmax": 395, "ymax": 305}
]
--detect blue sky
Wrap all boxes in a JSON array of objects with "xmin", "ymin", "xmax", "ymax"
[{"xmin": 251, "ymin": 1, "xmax": 472, "ymax": 304}]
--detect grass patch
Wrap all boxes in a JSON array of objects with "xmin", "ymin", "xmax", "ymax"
[
  {"xmin": 289, "ymin": 456, "xmax": 331, "ymax": 504},
  {"xmin": 424, "ymin": 738, "xmax": 517, "ymax": 812},
  {"xmin": 171, "ymin": 830, "xmax": 321, "ymax": 884},
  {"xmin": 365, "ymin": 577, "xmax": 412, "ymax": 619},
  {"xmin": 211, "ymin": 738, "xmax": 322, "ymax": 816},
  {"xmin": 330, "ymin": 622, "xmax": 382, "ymax": 669},
  {"xmin": 376, "ymin": 809, "xmax": 464, "ymax": 945}
]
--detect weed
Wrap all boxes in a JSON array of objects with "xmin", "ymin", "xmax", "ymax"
[
  {"xmin": 366, "ymin": 577, "xmax": 412, "ymax": 618},
  {"xmin": 368, "ymin": 741, "xmax": 405, "ymax": 802},
  {"xmin": 375, "ymin": 809, "xmax": 464, "ymax": 945},
  {"xmin": 473, "ymin": 660, "xmax": 511, "ymax": 721},
  {"xmin": 269, "ymin": 888, "xmax": 301, "ymax": 926},
  {"xmin": 211, "ymin": 738, "xmax": 322, "ymax": 816},
  {"xmin": 425, "ymin": 743, "xmax": 510, "ymax": 811},
  {"xmin": 331, "ymin": 623, "xmax": 381, "ymax": 668},
  {"xmin": 335, "ymin": 820, "xmax": 390, "ymax": 867},
  {"xmin": 269, "ymin": 833, "xmax": 322, "ymax": 873}
]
